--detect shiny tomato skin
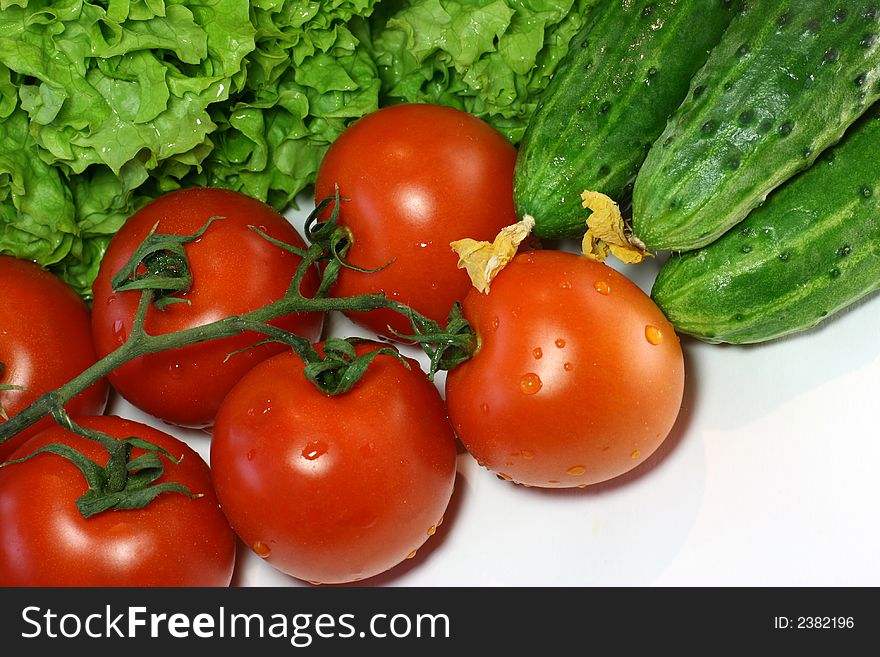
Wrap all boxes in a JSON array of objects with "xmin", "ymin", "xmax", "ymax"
[
  {"xmin": 445, "ymin": 250, "xmax": 685, "ymax": 488},
  {"xmin": 211, "ymin": 343, "xmax": 457, "ymax": 585},
  {"xmin": 0, "ymin": 415, "xmax": 236, "ymax": 586},
  {"xmin": 91, "ymin": 188, "xmax": 323, "ymax": 429},
  {"xmin": 315, "ymin": 103, "xmax": 518, "ymax": 338},
  {"xmin": 0, "ymin": 256, "xmax": 108, "ymax": 461}
]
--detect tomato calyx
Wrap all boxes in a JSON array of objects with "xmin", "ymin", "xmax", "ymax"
[
  {"xmin": 304, "ymin": 189, "xmax": 394, "ymax": 291},
  {"xmin": 111, "ymin": 217, "xmax": 223, "ymax": 310},
  {"xmin": 0, "ymin": 410, "xmax": 196, "ymax": 519},
  {"xmin": 391, "ymin": 302, "xmax": 476, "ymax": 374}
]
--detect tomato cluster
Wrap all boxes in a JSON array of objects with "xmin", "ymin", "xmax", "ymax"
[{"xmin": 0, "ymin": 104, "xmax": 685, "ymax": 587}]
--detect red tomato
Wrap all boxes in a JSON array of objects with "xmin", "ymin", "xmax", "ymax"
[
  {"xmin": 314, "ymin": 103, "xmax": 518, "ymax": 338},
  {"xmin": 91, "ymin": 188, "xmax": 324, "ymax": 429},
  {"xmin": 0, "ymin": 256, "xmax": 108, "ymax": 461},
  {"xmin": 445, "ymin": 251, "xmax": 685, "ymax": 488},
  {"xmin": 211, "ymin": 342, "xmax": 457, "ymax": 585},
  {"xmin": 0, "ymin": 415, "xmax": 236, "ymax": 586}
]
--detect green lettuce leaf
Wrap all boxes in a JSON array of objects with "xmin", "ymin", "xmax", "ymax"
[
  {"xmin": 0, "ymin": 0, "xmax": 590, "ymax": 297},
  {"xmin": 367, "ymin": 0, "xmax": 598, "ymax": 143}
]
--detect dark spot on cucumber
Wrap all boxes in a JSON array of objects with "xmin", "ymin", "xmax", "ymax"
[
  {"xmin": 723, "ymin": 82, "xmax": 734, "ymax": 91},
  {"xmin": 758, "ymin": 118, "xmax": 773, "ymax": 133},
  {"xmin": 734, "ymin": 313, "xmax": 745, "ymax": 322},
  {"xmin": 692, "ymin": 84, "xmax": 706, "ymax": 99},
  {"xmin": 598, "ymin": 165, "xmax": 610, "ymax": 177},
  {"xmin": 865, "ymin": 8, "xmax": 877, "ymax": 20},
  {"xmin": 855, "ymin": 73, "xmax": 867, "ymax": 86},
  {"xmin": 738, "ymin": 110, "xmax": 754, "ymax": 125},
  {"xmin": 778, "ymin": 122, "xmax": 793, "ymax": 136},
  {"xmin": 777, "ymin": 11, "xmax": 791, "ymax": 28},
  {"xmin": 805, "ymin": 17, "xmax": 821, "ymax": 34},
  {"xmin": 740, "ymin": 245, "xmax": 751, "ymax": 254},
  {"xmin": 584, "ymin": 60, "xmax": 593, "ymax": 71},
  {"xmin": 647, "ymin": 67, "xmax": 657, "ymax": 77},
  {"xmin": 779, "ymin": 252, "xmax": 791, "ymax": 262},
  {"xmin": 823, "ymin": 48, "xmax": 840, "ymax": 64},
  {"xmin": 597, "ymin": 101, "xmax": 611, "ymax": 115},
  {"xmin": 803, "ymin": 147, "xmax": 813, "ymax": 159},
  {"xmin": 663, "ymin": 136, "xmax": 673, "ymax": 147},
  {"xmin": 862, "ymin": 186, "xmax": 873, "ymax": 198},
  {"xmin": 728, "ymin": 156, "xmax": 741, "ymax": 170},
  {"xmin": 701, "ymin": 120, "xmax": 716, "ymax": 134},
  {"xmin": 836, "ymin": 245, "xmax": 852, "ymax": 257},
  {"xmin": 859, "ymin": 34, "xmax": 877, "ymax": 48},
  {"xmin": 832, "ymin": 8, "xmax": 848, "ymax": 24},
  {"xmin": 642, "ymin": 4, "xmax": 655, "ymax": 18},
  {"xmin": 830, "ymin": 268, "xmax": 841, "ymax": 278},
  {"xmin": 735, "ymin": 43, "xmax": 750, "ymax": 58}
]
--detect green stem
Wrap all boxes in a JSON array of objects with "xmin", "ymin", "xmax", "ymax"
[
  {"xmin": 0, "ymin": 195, "xmax": 477, "ymax": 446},
  {"xmin": 0, "ymin": 289, "xmax": 452, "ymax": 445}
]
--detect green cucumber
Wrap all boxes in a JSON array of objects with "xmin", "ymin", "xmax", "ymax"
[
  {"xmin": 633, "ymin": 1, "xmax": 880, "ymax": 251},
  {"xmin": 513, "ymin": 0, "xmax": 737, "ymax": 240},
  {"xmin": 651, "ymin": 105, "xmax": 880, "ymax": 344}
]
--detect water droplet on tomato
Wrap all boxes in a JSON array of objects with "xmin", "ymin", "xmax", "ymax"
[
  {"xmin": 427, "ymin": 524, "xmax": 437, "ymax": 536},
  {"xmin": 577, "ymin": 483, "xmax": 588, "ymax": 489},
  {"xmin": 252, "ymin": 541, "xmax": 271, "ymax": 558},
  {"xmin": 519, "ymin": 372, "xmax": 543, "ymax": 394},
  {"xmin": 560, "ymin": 280, "xmax": 573, "ymax": 290},
  {"xmin": 555, "ymin": 338, "xmax": 566, "ymax": 348},
  {"xmin": 532, "ymin": 347, "xmax": 543, "ymax": 359},
  {"xmin": 246, "ymin": 449, "xmax": 256, "ymax": 461},
  {"xmin": 563, "ymin": 362, "xmax": 574, "ymax": 372},
  {"xmin": 112, "ymin": 319, "xmax": 128, "ymax": 344},
  {"xmin": 167, "ymin": 362, "xmax": 183, "ymax": 380},
  {"xmin": 490, "ymin": 316, "xmax": 500, "ymax": 331},
  {"xmin": 406, "ymin": 550, "xmax": 418, "ymax": 560},
  {"xmin": 497, "ymin": 473, "xmax": 513, "ymax": 482},
  {"xmin": 567, "ymin": 465, "xmax": 586, "ymax": 476},
  {"xmin": 480, "ymin": 402, "xmax": 490, "ymax": 415},
  {"xmin": 106, "ymin": 296, "xmax": 117, "ymax": 305},
  {"xmin": 631, "ymin": 449, "xmax": 642, "ymax": 459},
  {"xmin": 302, "ymin": 440, "xmax": 328, "ymax": 461},
  {"xmin": 521, "ymin": 449, "xmax": 535, "ymax": 459},
  {"xmin": 645, "ymin": 325, "xmax": 664, "ymax": 345},
  {"xmin": 436, "ymin": 515, "xmax": 445, "ymax": 527},
  {"xmin": 594, "ymin": 280, "xmax": 611, "ymax": 295}
]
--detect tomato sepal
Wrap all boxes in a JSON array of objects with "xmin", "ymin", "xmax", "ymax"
[
  {"xmin": 110, "ymin": 217, "xmax": 223, "ymax": 310},
  {"xmin": 390, "ymin": 301, "xmax": 477, "ymax": 376},
  {"xmin": 0, "ymin": 412, "xmax": 195, "ymax": 519}
]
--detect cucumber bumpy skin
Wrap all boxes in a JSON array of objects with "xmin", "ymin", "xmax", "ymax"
[
  {"xmin": 513, "ymin": 0, "xmax": 738, "ymax": 241},
  {"xmin": 651, "ymin": 105, "xmax": 880, "ymax": 345},
  {"xmin": 633, "ymin": 1, "xmax": 880, "ymax": 252}
]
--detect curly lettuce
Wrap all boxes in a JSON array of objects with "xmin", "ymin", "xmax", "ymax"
[
  {"xmin": 366, "ymin": 0, "xmax": 599, "ymax": 143},
  {"xmin": 0, "ymin": 0, "xmax": 591, "ymax": 297}
]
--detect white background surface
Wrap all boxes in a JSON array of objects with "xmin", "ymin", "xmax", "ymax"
[{"xmin": 109, "ymin": 201, "xmax": 880, "ymax": 587}]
